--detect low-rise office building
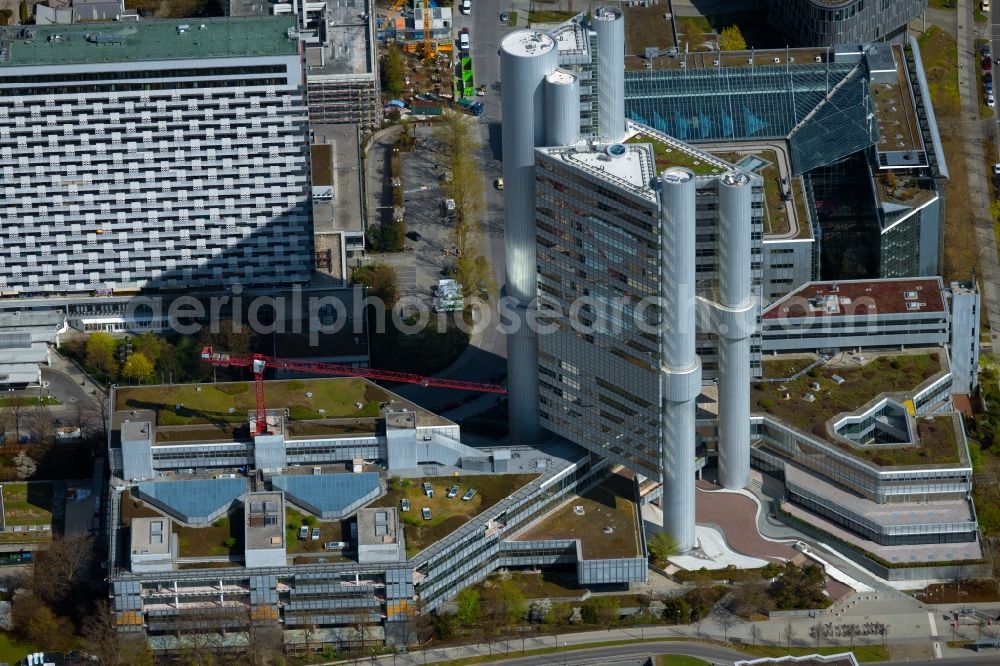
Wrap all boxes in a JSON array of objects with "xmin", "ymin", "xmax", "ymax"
[
  {"xmin": 107, "ymin": 378, "xmax": 646, "ymax": 652},
  {"xmin": 749, "ymin": 349, "xmax": 983, "ymax": 575},
  {"xmin": 761, "ymin": 277, "xmax": 980, "ymax": 395}
]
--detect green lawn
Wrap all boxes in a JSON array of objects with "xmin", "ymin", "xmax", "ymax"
[
  {"xmin": 0, "ymin": 633, "xmax": 39, "ymax": 664},
  {"xmin": 475, "ymin": 571, "xmax": 585, "ymax": 601},
  {"xmin": 175, "ymin": 511, "xmax": 242, "ymax": 558},
  {"xmin": 1, "ymin": 482, "xmax": 53, "ymax": 526},
  {"xmin": 117, "ymin": 378, "xmax": 387, "ymax": 427},
  {"xmin": 738, "ymin": 644, "xmax": 887, "ymax": 662},
  {"xmin": 528, "ymin": 9, "xmax": 577, "ymax": 24},
  {"xmin": 516, "ymin": 473, "xmax": 641, "ymax": 559},
  {"xmin": 0, "ymin": 396, "xmax": 60, "ymax": 407},
  {"xmin": 284, "ymin": 505, "xmax": 344, "ymax": 554},
  {"xmin": 625, "ymin": 132, "xmax": 727, "ymax": 176},
  {"xmin": 752, "ymin": 354, "xmax": 955, "ymax": 464},
  {"xmin": 372, "ymin": 474, "xmax": 538, "ymax": 557},
  {"xmin": 917, "ymin": 26, "xmax": 959, "ymax": 117}
]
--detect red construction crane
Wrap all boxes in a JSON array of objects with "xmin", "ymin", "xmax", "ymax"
[{"xmin": 200, "ymin": 347, "xmax": 506, "ymax": 436}]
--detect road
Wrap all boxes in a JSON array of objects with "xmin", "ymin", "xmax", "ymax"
[
  {"xmin": 379, "ymin": 0, "xmax": 516, "ymax": 418},
  {"xmin": 959, "ymin": 0, "xmax": 1000, "ymax": 351}
]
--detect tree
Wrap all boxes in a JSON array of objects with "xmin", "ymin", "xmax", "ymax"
[
  {"xmin": 352, "ymin": 263, "xmax": 399, "ymax": 310},
  {"xmin": 85, "ymin": 332, "xmax": 119, "ymax": 379},
  {"xmin": 718, "ymin": 25, "xmax": 747, "ymax": 51},
  {"xmin": 432, "ymin": 611, "xmax": 458, "ymax": 639},
  {"xmin": 31, "ymin": 534, "xmax": 94, "ymax": 606},
  {"xmin": 455, "ymin": 588, "xmax": 481, "ymax": 624},
  {"xmin": 11, "ymin": 592, "xmax": 73, "ymax": 649},
  {"xmin": 648, "ymin": 531, "xmax": 679, "ymax": 567},
  {"xmin": 86, "ymin": 389, "xmax": 111, "ymax": 443},
  {"xmin": 13, "ymin": 452, "xmax": 35, "ymax": 480},
  {"xmin": 25, "ymin": 405, "xmax": 55, "ymax": 446},
  {"xmin": 381, "ymin": 43, "xmax": 405, "ymax": 97},
  {"xmin": 750, "ymin": 623, "xmax": 762, "ymax": 647},
  {"xmin": 712, "ymin": 608, "xmax": 741, "ymax": 642},
  {"xmin": 845, "ymin": 622, "xmax": 858, "ymax": 649},
  {"xmin": 783, "ymin": 621, "xmax": 797, "ymax": 649},
  {"xmin": 0, "ymin": 401, "xmax": 27, "ymax": 450},
  {"xmin": 768, "ymin": 563, "xmax": 826, "ymax": 610},
  {"xmin": 18, "ymin": 0, "xmax": 28, "ymax": 24},
  {"xmin": 82, "ymin": 600, "xmax": 154, "ymax": 666},
  {"xmin": 121, "ymin": 352, "xmax": 154, "ymax": 385},
  {"xmin": 494, "ymin": 580, "xmax": 526, "ymax": 627},
  {"xmin": 729, "ymin": 580, "xmax": 771, "ymax": 619}
]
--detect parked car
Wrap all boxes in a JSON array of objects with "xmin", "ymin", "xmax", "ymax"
[
  {"xmin": 500, "ymin": 11, "xmax": 509, "ymax": 23},
  {"xmin": 493, "ymin": 178, "xmax": 504, "ymax": 191},
  {"xmin": 401, "ymin": 498, "xmax": 411, "ymax": 511},
  {"xmin": 460, "ymin": 0, "xmax": 471, "ymax": 14},
  {"xmin": 985, "ymin": 57, "xmax": 993, "ymax": 71},
  {"xmin": 447, "ymin": 485, "xmax": 460, "ymax": 498},
  {"xmin": 422, "ymin": 507, "xmax": 432, "ymax": 520},
  {"xmin": 405, "ymin": 230, "xmax": 422, "ymax": 241},
  {"xmin": 311, "ymin": 528, "xmax": 320, "ymax": 540},
  {"xmin": 988, "ymin": 92, "xmax": 995, "ymax": 108},
  {"xmin": 423, "ymin": 482, "xmax": 434, "ymax": 497},
  {"xmin": 461, "ymin": 489, "xmax": 477, "ymax": 501},
  {"xmin": 459, "ymin": 29, "xmax": 470, "ymax": 52},
  {"xmin": 299, "ymin": 526, "xmax": 309, "ymax": 539}
]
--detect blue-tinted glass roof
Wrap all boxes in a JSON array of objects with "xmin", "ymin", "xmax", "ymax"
[
  {"xmin": 271, "ymin": 473, "xmax": 380, "ymax": 513},
  {"xmin": 137, "ymin": 478, "xmax": 246, "ymax": 521},
  {"xmin": 624, "ymin": 62, "xmax": 878, "ymax": 174}
]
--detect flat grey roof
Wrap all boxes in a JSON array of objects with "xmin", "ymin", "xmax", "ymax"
[
  {"xmin": 357, "ymin": 506, "xmax": 399, "ymax": 547},
  {"xmin": 784, "ymin": 464, "xmax": 973, "ymax": 525},
  {"xmin": 130, "ymin": 516, "xmax": 170, "ymax": 556},
  {"xmin": 305, "ymin": 0, "xmax": 374, "ymax": 78},
  {"xmin": 0, "ymin": 16, "xmax": 298, "ymax": 67},
  {"xmin": 244, "ymin": 491, "xmax": 285, "ymax": 551},
  {"xmin": 312, "ymin": 125, "xmax": 364, "ymax": 235}
]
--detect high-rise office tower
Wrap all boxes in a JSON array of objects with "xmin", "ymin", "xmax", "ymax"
[
  {"xmin": 499, "ymin": 10, "xmax": 761, "ymax": 549},
  {"xmin": 0, "ymin": 17, "xmax": 313, "ymax": 296}
]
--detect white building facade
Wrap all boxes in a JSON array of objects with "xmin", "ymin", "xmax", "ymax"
[{"xmin": 0, "ymin": 17, "xmax": 313, "ymax": 297}]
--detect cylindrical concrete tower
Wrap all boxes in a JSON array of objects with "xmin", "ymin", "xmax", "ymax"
[
  {"xmin": 592, "ymin": 6, "xmax": 626, "ymax": 143},
  {"xmin": 500, "ymin": 31, "xmax": 559, "ymax": 445},
  {"xmin": 544, "ymin": 69, "xmax": 580, "ymax": 147},
  {"xmin": 659, "ymin": 167, "xmax": 701, "ymax": 552},
  {"xmin": 716, "ymin": 172, "xmax": 756, "ymax": 490}
]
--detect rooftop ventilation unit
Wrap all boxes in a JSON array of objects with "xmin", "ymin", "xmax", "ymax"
[{"xmin": 815, "ymin": 55, "xmax": 822, "ymax": 62}]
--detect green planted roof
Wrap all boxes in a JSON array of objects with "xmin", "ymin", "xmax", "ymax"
[{"xmin": 0, "ymin": 17, "xmax": 298, "ymax": 67}]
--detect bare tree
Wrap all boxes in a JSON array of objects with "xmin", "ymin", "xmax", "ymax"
[
  {"xmin": 750, "ymin": 623, "xmax": 762, "ymax": 647},
  {"xmin": 712, "ymin": 608, "xmax": 741, "ymax": 642},
  {"xmin": 729, "ymin": 580, "xmax": 771, "ymax": 619},
  {"xmin": 82, "ymin": 600, "xmax": 154, "ymax": 666},
  {"xmin": 31, "ymin": 533, "xmax": 93, "ymax": 605},
  {"xmin": 25, "ymin": 405, "xmax": 55, "ymax": 447},
  {"xmin": 783, "ymin": 621, "xmax": 798, "ymax": 650},
  {"xmin": 0, "ymin": 402, "xmax": 27, "ymax": 451},
  {"xmin": 845, "ymin": 622, "xmax": 857, "ymax": 649},
  {"xmin": 85, "ymin": 390, "xmax": 111, "ymax": 443},
  {"xmin": 69, "ymin": 400, "xmax": 96, "ymax": 438},
  {"xmin": 241, "ymin": 607, "xmax": 283, "ymax": 666}
]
